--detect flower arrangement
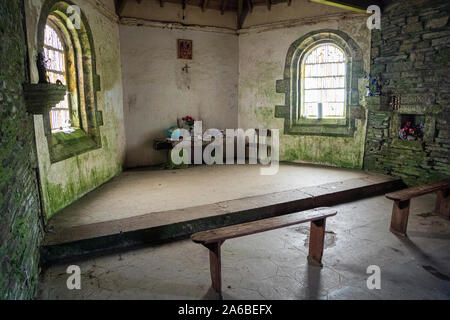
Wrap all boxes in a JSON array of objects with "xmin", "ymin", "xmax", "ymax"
[
  {"xmin": 181, "ymin": 116, "xmax": 195, "ymax": 131},
  {"xmin": 399, "ymin": 121, "xmax": 425, "ymax": 141},
  {"xmin": 364, "ymin": 73, "xmax": 380, "ymax": 96},
  {"xmin": 182, "ymin": 116, "xmax": 195, "ymax": 127}
]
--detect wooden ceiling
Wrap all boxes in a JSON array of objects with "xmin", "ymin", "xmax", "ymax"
[{"xmin": 115, "ymin": 0, "xmax": 382, "ymax": 28}]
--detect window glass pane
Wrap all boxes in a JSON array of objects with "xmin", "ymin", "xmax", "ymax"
[
  {"xmin": 304, "ymin": 103, "xmax": 318, "ymax": 118},
  {"xmin": 44, "ymin": 24, "xmax": 64, "ymax": 50},
  {"xmin": 304, "ymin": 76, "xmax": 345, "ymax": 89},
  {"xmin": 304, "ymin": 44, "xmax": 345, "ymax": 64},
  {"xmin": 323, "ymin": 103, "xmax": 345, "ymax": 118},
  {"xmin": 44, "ymin": 24, "xmax": 71, "ymax": 131},
  {"xmin": 302, "ymin": 44, "xmax": 346, "ymax": 119}
]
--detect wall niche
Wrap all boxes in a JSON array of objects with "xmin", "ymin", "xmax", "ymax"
[
  {"xmin": 398, "ymin": 114, "xmax": 425, "ymax": 141},
  {"xmin": 390, "ymin": 110, "xmax": 437, "ymax": 147}
]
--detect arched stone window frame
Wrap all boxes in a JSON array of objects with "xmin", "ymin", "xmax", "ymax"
[
  {"xmin": 275, "ymin": 30, "xmax": 365, "ymax": 137},
  {"xmin": 37, "ymin": 0, "xmax": 102, "ymax": 163}
]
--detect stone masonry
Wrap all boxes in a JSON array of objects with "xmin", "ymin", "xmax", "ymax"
[
  {"xmin": 0, "ymin": 0, "xmax": 44, "ymax": 299},
  {"xmin": 363, "ymin": 0, "xmax": 450, "ymax": 186}
]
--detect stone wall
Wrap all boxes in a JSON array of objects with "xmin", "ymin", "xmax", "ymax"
[
  {"xmin": 363, "ymin": 0, "xmax": 450, "ymax": 185},
  {"xmin": 0, "ymin": 0, "xmax": 43, "ymax": 299},
  {"xmin": 25, "ymin": 0, "xmax": 126, "ymax": 219},
  {"xmin": 120, "ymin": 25, "xmax": 238, "ymax": 168},
  {"xmin": 238, "ymin": 11, "xmax": 371, "ymax": 169}
]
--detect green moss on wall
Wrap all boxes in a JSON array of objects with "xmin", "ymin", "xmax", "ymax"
[
  {"xmin": 363, "ymin": 0, "xmax": 450, "ymax": 186},
  {"xmin": 0, "ymin": 0, "xmax": 43, "ymax": 300},
  {"xmin": 43, "ymin": 156, "xmax": 122, "ymax": 218}
]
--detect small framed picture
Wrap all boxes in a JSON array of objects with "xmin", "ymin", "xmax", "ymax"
[{"xmin": 178, "ymin": 39, "xmax": 193, "ymax": 60}]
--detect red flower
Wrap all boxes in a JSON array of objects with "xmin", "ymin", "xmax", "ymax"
[
  {"xmin": 406, "ymin": 121, "xmax": 412, "ymax": 127},
  {"xmin": 409, "ymin": 128, "xmax": 414, "ymax": 134}
]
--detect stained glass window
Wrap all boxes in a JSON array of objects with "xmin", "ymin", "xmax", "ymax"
[
  {"xmin": 44, "ymin": 24, "xmax": 71, "ymax": 131},
  {"xmin": 301, "ymin": 44, "xmax": 346, "ymax": 119}
]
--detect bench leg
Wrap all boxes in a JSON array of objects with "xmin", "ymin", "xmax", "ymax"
[
  {"xmin": 205, "ymin": 241, "xmax": 223, "ymax": 297},
  {"xmin": 390, "ymin": 199, "xmax": 410, "ymax": 236},
  {"xmin": 307, "ymin": 218, "xmax": 326, "ymax": 267},
  {"xmin": 435, "ymin": 189, "xmax": 450, "ymax": 220}
]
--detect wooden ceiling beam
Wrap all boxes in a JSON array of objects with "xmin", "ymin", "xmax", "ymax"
[
  {"xmin": 221, "ymin": 0, "xmax": 226, "ymax": 15},
  {"xmin": 160, "ymin": 0, "xmax": 164, "ymax": 7},
  {"xmin": 237, "ymin": 0, "xmax": 243, "ymax": 28},
  {"xmin": 309, "ymin": 0, "xmax": 382, "ymax": 13},
  {"xmin": 247, "ymin": 0, "xmax": 253, "ymax": 13},
  {"xmin": 202, "ymin": 0, "xmax": 209, "ymax": 11},
  {"xmin": 237, "ymin": 0, "xmax": 250, "ymax": 29},
  {"xmin": 266, "ymin": 0, "xmax": 271, "ymax": 11},
  {"xmin": 287, "ymin": 0, "xmax": 292, "ymax": 6},
  {"xmin": 115, "ymin": 0, "xmax": 128, "ymax": 16}
]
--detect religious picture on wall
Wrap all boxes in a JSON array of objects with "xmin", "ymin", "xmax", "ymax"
[{"xmin": 178, "ymin": 39, "xmax": 193, "ymax": 60}]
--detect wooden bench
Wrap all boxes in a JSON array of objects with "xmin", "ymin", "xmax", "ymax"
[
  {"xmin": 385, "ymin": 179, "xmax": 450, "ymax": 236},
  {"xmin": 191, "ymin": 207, "xmax": 337, "ymax": 296}
]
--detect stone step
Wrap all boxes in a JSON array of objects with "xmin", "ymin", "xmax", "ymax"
[{"xmin": 40, "ymin": 175, "xmax": 405, "ymax": 267}]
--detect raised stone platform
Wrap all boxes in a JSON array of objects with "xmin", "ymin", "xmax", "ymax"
[{"xmin": 40, "ymin": 169, "xmax": 404, "ymax": 266}]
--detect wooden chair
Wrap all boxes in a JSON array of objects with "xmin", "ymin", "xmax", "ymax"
[
  {"xmin": 385, "ymin": 179, "xmax": 450, "ymax": 236},
  {"xmin": 191, "ymin": 207, "xmax": 337, "ymax": 297}
]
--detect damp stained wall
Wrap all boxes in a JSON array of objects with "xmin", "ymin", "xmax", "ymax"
[
  {"xmin": 238, "ymin": 3, "xmax": 372, "ymax": 169},
  {"xmin": 25, "ymin": 0, "xmax": 126, "ymax": 219},
  {"xmin": 120, "ymin": 25, "xmax": 239, "ymax": 168}
]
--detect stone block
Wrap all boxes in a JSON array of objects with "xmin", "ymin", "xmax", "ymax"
[{"xmin": 425, "ymin": 16, "xmax": 449, "ymax": 29}]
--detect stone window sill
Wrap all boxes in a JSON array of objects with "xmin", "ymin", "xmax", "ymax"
[
  {"xmin": 286, "ymin": 117, "xmax": 356, "ymax": 137},
  {"xmin": 49, "ymin": 129, "xmax": 100, "ymax": 163},
  {"xmin": 296, "ymin": 118, "xmax": 347, "ymax": 126}
]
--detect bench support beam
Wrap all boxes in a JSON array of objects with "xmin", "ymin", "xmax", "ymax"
[
  {"xmin": 390, "ymin": 199, "xmax": 410, "ymax": 236},
  {"xmin": 435, "ymin": 188, "xmax": 450, "ymax": 220},
  {"xmin": 205, "ymin": 241, "xmax": 224, "ymax": 297},
  {"xmin": 307, "ymin": 218, "xmax": 326, "ymax": 267}
]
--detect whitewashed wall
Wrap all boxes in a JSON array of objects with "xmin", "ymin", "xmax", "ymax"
[{"xmin": 120, "ymin": 25, "xmax": 239, "ymax": 167}]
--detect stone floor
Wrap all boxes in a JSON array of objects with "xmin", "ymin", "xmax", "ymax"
[
  {"xmin": 48, "ymin": 163, "xmax": 368, "ymax": 228},
  {"xmin": 38, "ymin": 193, "xmax": 450, "ymax": 300}
]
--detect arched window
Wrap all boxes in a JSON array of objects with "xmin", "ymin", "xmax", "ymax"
[
  {"xmin": 275, "ymin": 30, "xmax": 364, "ymax": 136},
  {"xmin": 44, "ymin": 23, "xmax": 71, "ymax": 131},
  {"xmin": 301, "ymin": 44, "xmax": 346, "ymax": 119},
  {"xmin": 37, "ymin": 1, "xmax": 102, "ymax": 163}
]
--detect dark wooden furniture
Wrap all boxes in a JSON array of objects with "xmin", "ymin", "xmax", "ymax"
[
  {"xmin": 386, "ymin": 179, "xmax": 450, "ymax": 236},
  {"xmin": 191, "ymin": 207, "xmax": 337, "ymax": 296}
]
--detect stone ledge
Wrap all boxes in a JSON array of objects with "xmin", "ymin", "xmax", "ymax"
[{"xmin": 23, "ymin": 83, "xmax": 66, "ymax": 115}]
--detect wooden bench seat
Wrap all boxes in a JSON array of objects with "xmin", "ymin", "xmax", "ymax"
[
  {"xmin": 191, "ymin": 207, "xmax": 337, "ymax": 296},
  {"xmin": 385, "ymin": 179, "xmax": 450, "ymax": 236}
]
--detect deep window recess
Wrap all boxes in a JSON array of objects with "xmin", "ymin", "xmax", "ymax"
[
  {"xmin": 274, "ymin": 30, "xmax": 364, "ymax": 137},
  {"xmin": 37, "ymin": 1, "xmax": 103, "ymax": 163}
]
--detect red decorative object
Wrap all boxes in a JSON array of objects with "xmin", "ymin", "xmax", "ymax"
[
  {"xmin": 178, "ymin": 39, "xmax": 193, "ymax": 60},
  {"xmin": 399, "ymin": 119, "xmax": 424, "ymax": 141},
  {"xmin": 182, "ymin": 116, "xmax": 195, "ymax": 127}
]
